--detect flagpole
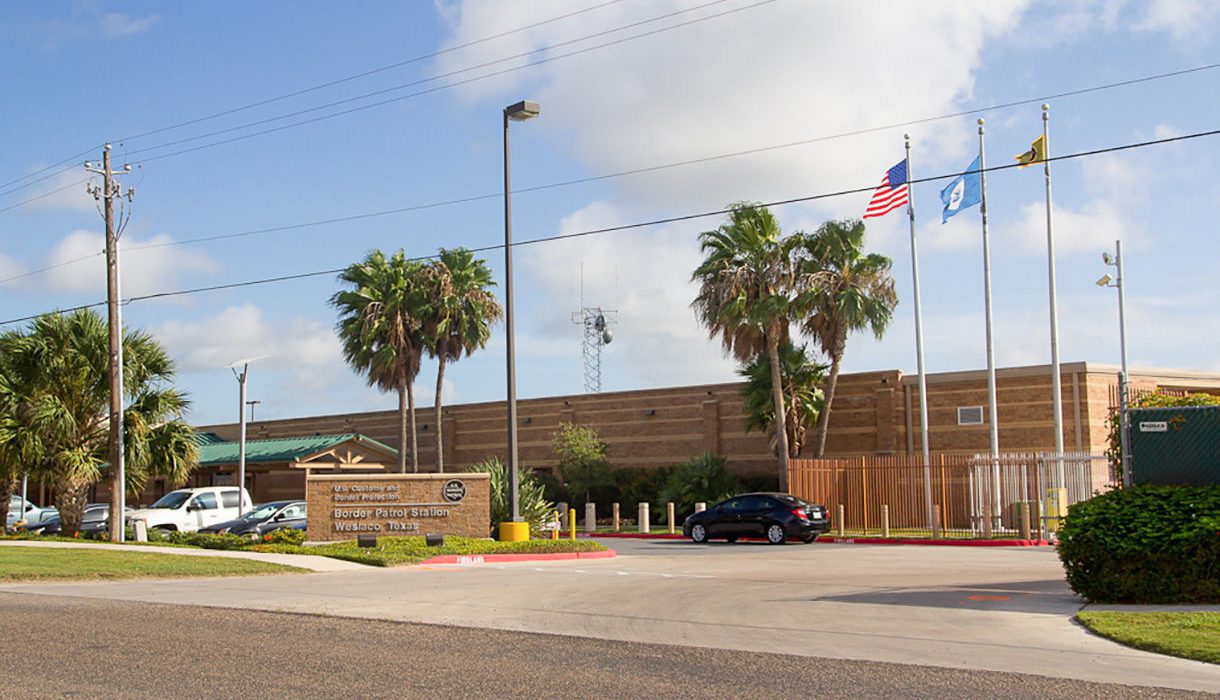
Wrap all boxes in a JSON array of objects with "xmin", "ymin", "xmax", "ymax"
[
  {"xmin": 905, "ymin": 134, "xmax": 934, "ymax": 532},
  {"xmin": 978, "ymin": 118, "xmax": 1001, "ymax": 530},
  {"xmin": 1042, "ymin": 104, "xmax": 1066, "ymax": 490}
]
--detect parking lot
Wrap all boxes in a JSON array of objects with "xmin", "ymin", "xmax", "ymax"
[{"xmin": 3, "ymin": 539, "xmax": 1218, "ymax": 693}]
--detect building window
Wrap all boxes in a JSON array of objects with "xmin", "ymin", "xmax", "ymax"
[{"xmin": 957, "ymin": 406, "xmax": 984, "ymax": 426}]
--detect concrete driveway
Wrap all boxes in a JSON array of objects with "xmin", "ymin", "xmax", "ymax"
[{"xmin": 2, "ymin": 539, "xmax": 1216, "ymax": 693}]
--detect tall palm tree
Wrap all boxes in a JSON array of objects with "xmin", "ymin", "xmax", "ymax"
[
  {"xmin": 0, "ymin": 330, "xmax": 28, "ymax": 531},
  {"xmin": 4, "ymin": 310, "xmax": 198, "ymax": 535},
  {"xmin": 331, "ymin": 249, "xmax": 431, "ymax": 472},
  {"xmin": 800, "ymin": 219, "xmax": 897, "ymax": 457},
  {"xmin": 423, "ymin": 248, "xmax": 502, "ymax": 472},
  {"xmin": 692, "ymin": 203, "xmax": 805, "ymax": 491},
  {"xmin": 739, "ymin": 340, "xmax": 826, "ymax": 459}
]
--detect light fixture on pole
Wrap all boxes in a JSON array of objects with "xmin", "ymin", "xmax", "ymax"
[
  {"xmin": 501, "ymin": 99, "xmax": 540, "ymax": 543},
  {"xmin": 1098, "ymin": 242, "xmax": 1132, "ymax": 487},
  {"xmin": 229, "ymin": 356, "xmax": 267, "ymax": 510}
]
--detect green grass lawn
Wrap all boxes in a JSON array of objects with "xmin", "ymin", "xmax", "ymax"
[
  {"xmin": 253, "ymin": 535, "xmax": 607, "ymax": 567},
  {"xmin": 1076, "ymin": 611, "xmax": 1220, "ymax": 665},
  {"xmin": 0, "ymin": 545, "xmax": 306, "ymax": 581}
]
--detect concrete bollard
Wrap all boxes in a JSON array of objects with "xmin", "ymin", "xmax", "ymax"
[
  {"xmin": 933, "ymin": 504, "xmax": 943, "ymax": 539},
  {"xmin": 638, "ymin": 502, "xmax": 650, "ymax": 534},
  {"xmin": 881, "ymin": 505, "xmax": 890, "ymax": 538},
  {"xmin": 694, "ymin": 502, "xmax": 706, "ymax": 513},
  {"xmin": 134, "ymin": 520, "xmax": 148, "ymax": 543},
  {"xmin": 569, "ymin": 508, "xmax": 576, "ymax": 541},
  {"xmin": 667, "ymin": 502, "xmax": 675, "ymax": 534},
  {"xmin": 1020, "ymin": 501, "xmax": 1032, "ymax": 541},
  {"xmin": 557, "ymin": 502, "xmax": 568, "ymax": 530},
  {"xmin": 836, "ymin": 504, "xmax": 845, "ymax": 537},
  {"xmin": 585, "ymin": 503, "xmax": 597, "ymax": 533},
  {"xmin": 612, "ymin": 502, "xmax": 621, "ymax": 532}
]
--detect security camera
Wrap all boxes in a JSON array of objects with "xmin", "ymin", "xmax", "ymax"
[
  {"xmin": 1102, "ymin": 252, "xmax": 1114, "ymax": 265},
  {"xmin": 1095, "ymin": 274, "xmax": 1113, "ymax": 287}
]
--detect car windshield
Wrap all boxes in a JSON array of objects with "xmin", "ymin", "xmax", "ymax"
[
  {"xmin": 148, "ymin": 492, "xmax": 191, "ymax": 509},
  {"xmin": 241, "ymin": 504, "xmax": 280, "ymax": 521}
]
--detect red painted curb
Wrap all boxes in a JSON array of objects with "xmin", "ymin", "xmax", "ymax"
[
  {"xmin": 816, "ymin": 537, "xmax": 1050, "ymax": 547},
  {"xmin": 582, "ymin": 532, "xmax": 1050, "ymax": 547},
  {"xmin": 418, "ymin": 549, "xmax": 617, "ymax": 565}
]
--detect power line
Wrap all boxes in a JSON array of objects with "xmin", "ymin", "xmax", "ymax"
[
  {"xmin": 0, "ymin": 178, "xmax": 90, "ymax": 214},
  {"xmin": 129, "ymin": 0, "xmax": 772, "ymax": 164},
  {"xmin": 0, "ymin": 1, "xmax": 626, "ymax": 199},
  {"xmin": 3, "ymin": 126, "xmax": 1216, "ymax": 327},
  {"xmin": 0, "ymin": 0, "xmax": 748, "ymax": 199}
]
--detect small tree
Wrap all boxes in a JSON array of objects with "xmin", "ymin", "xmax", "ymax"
[
  {"xmin": 465, "ymin": 456, "xmax": 554, "ymax": 538},
  {"xmin": 551, "ymin": 422, "xmax": 613, "ymax": 506},
  {"xmin": 739, "ymin": 340, "xmax": 826, "ymax": 458},
  {"xmin": 660, "ymin": 453, "xmax": 739, "ymax": 518}
]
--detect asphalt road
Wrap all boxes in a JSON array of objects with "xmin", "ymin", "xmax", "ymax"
[{"xmin": 0, "ymin": 592, "xmax": 1210, "ymax": 700}]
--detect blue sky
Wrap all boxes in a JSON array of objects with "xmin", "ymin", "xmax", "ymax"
[{"xmin": 2, "ymin": 0, "xmax": 1218, "ymax": 426}]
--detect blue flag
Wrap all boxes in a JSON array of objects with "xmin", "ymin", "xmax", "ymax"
[{"xmin": 940, "ymin": 156, "xmax": 982, "ymax": 223}]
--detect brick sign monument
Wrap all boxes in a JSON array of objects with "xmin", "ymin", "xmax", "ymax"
[{"xmin": 306, "ymin": 473, "xmax": 490, "ymax": 542}]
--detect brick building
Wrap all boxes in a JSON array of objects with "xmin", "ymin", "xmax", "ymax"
[{"xmin": 196, "ymin": 361, "xmax": 1220, "ymax": 488}]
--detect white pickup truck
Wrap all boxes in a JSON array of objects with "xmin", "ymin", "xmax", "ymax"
[{"xmin": 126, "ymin": 487, "xmax": 253, "ymax": 533}]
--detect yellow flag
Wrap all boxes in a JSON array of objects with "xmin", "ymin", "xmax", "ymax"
[{"xmin": 1015, "ymin": 134, "xmax": 1046, "ymax": 168}]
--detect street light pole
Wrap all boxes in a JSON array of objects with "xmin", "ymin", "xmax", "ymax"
[
  {"xmin": 1100, "ymin": 241, "xmax": 1132, "ymax": 486},
  {"xmin": 502, "ymin": 100, "xmax": 540, "ymax": 540},
  {"xmin": 229, "ymin": 357, "xmax": 265, "ymax": 511}
]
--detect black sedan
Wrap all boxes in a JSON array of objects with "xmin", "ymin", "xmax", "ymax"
[
  {"xmin": 682, "ymin": 493, "xmax": 831, "ymax": 544},
  {"xmin": 200, "ymin": 500, "xmax": 306, "ymax": 540},
  {"xmin": 20, "ymin": 503, "xmax": 120, "ymax": 537}
]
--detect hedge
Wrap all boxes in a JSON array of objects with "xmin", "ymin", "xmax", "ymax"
[{"xmin": 1057, "ymin": 485, "xmax": 1219, "ymax": 603}]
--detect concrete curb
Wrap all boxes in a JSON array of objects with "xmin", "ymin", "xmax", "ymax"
[
  {"xmin": 0, "ymin": 539, "xmax": 369, "ymax": 572},
  {"xmin": 419, "ymin": 549, "xmax": 617, "ymax": 566}
]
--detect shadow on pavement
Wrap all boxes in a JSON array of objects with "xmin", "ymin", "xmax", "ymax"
[{"xmin": 802, "ymin": 579, "xmax": 1082, "ymax": 615}]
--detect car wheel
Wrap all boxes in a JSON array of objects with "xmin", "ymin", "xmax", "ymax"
[
  {"xmin": 765, "ymin": 523, "xmax": 786, "ymax": 545},
  {"xmin": 690, "ymin": 523, "xmax": 709, "ymax": 543}
]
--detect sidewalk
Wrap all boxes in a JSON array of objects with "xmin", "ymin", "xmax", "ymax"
[{"xmin": 0, "ymin": 539, "xmax": 368, "ymax": 573}]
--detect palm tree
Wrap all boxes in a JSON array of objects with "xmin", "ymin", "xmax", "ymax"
[
  {"xmin": 800, "ymin": 219, "xmax": 897, "ymax": 457},
  {"xmin": 331, "ymin": 249, "xmax": 431, "ymax": 472},
  {"xmin": 692, "ymin": 203, "xmax": 805, "ymax": 491},
  {"xmin": 423, "ymin": 248, "xmax": 502, "ymax": 472},
  {"xmin": 739, "ymin": 340, "xmax": 826, "ymax": 458},
  {"xmin": 0, "ymin": 330, "xmax": 28, "ymax": 531},
  {"xmin": 4, "ymin": 310, "xmax": 198, "ymax": 535}
]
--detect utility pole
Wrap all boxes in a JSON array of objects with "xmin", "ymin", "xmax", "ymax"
[{"xmin": 86, "ymin": 145, "xmax": 133, "ymax": 542}]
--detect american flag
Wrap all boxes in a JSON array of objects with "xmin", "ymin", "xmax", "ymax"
[{"xmin": 862, "ymin": 159, "xmax": 909, "ymax": 219}]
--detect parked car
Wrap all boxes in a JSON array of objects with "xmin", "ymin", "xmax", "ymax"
[
  {"xmin": 126, "ymin": 487, "xmax": 253, "ymax": 534},
  {"xmin": 682, "ymin": 493, "xmax": 831, "ymax": 544},
  {"xmin": 6, "ymin": 495, "xmax": 56, "ymax": 531},
  {"xmin": 200, "ymin": 500, "xmax": 307, "ymax": 540},
  {"xmin": 20, "ymin": 503, "xmax": 128, "ymax": 537}
]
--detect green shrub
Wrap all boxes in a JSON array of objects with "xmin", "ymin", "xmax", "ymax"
[
  {"xmin": 1057, "ymin": 485, "xmax": 1220, "ymax": 603},
  {"xmin": 166, "ymin": 531, "xmax": 250, "ymax": 551},
  {"xmin": 552, "ymin": 422, "xmax": 617, "ymax": 510},
  {"xmin": 465, "ymin": 456, "xmax": 556, "ymax": 538},
  {"xmin": 660, "ymin": 453, "xmax": 740, "ymax": 519},
  {"xmin": 263, "ymin": 528, "xmax": 306, "ymax": 546}
]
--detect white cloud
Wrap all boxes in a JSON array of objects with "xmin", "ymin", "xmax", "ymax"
[
  {"xmin": 19, "ymin": 168, "xmax": 97, "ymax": 213},
  {"xmin": 43, "ymin": 229, "xmax": 221, "ymax": 298},
  {"xmin": 520, "ymin": 201, "xmax": 737, "ymax": 387},
  {"xmin": 0, "ymin": 254, "xmax": 26, "ymax": 285},
  {"xmin": 435, "ymin": 1, "xmax": 1027, "ymax": 216},
  {"xmin": 1007, "ymin": 199, "xmax": 1134, "ymax": 255},
  {"xmin": 100, "ymin": 12, "xmax": 159, "ymax": 38},
  {"xmin": 1133, "ymin": 0, "xmax": 1219, "ymax": 40}
]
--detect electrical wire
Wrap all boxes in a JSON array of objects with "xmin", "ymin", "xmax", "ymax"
[{"xmin": 2, "ymin": 126, "xmax": 1216, "ymax": 327}]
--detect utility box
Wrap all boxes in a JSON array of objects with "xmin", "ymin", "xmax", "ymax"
[{"xmin": 1130, "ymin": 406, "xmax": 1220, "ymax": 486}]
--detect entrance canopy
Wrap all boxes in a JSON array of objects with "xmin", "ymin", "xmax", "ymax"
[{"xmin": 195, "ymin": 432, "xmax": 399, "ymax": 473}]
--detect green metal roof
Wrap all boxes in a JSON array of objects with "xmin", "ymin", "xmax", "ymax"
[{"xmin": 195, "ymin": 432, "xmax": 398, "ymax": 467}]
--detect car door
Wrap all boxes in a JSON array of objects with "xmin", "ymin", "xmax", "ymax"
[
  {"xmin": 269, "ymin": 503, "xmax": 306, "ymax": 533},
  {"xmin": 189, "ymin": 492, "xmax": 220, "ymax": 530},
  {"xmin": 738, "ymin": 496, "xmax": 778, "ymax": 537},
  {"xmin": 707, "ymin": 498, "xmax": 745, "ymax": 536}
]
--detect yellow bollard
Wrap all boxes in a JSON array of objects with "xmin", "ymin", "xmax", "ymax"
[
  {"xmin": 836, "ymin": 504, "xmax": 845, "ymax": 537},
  {"xmin": 569, "ymin": 507, "xmax": 576, "ymax": 541}
]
